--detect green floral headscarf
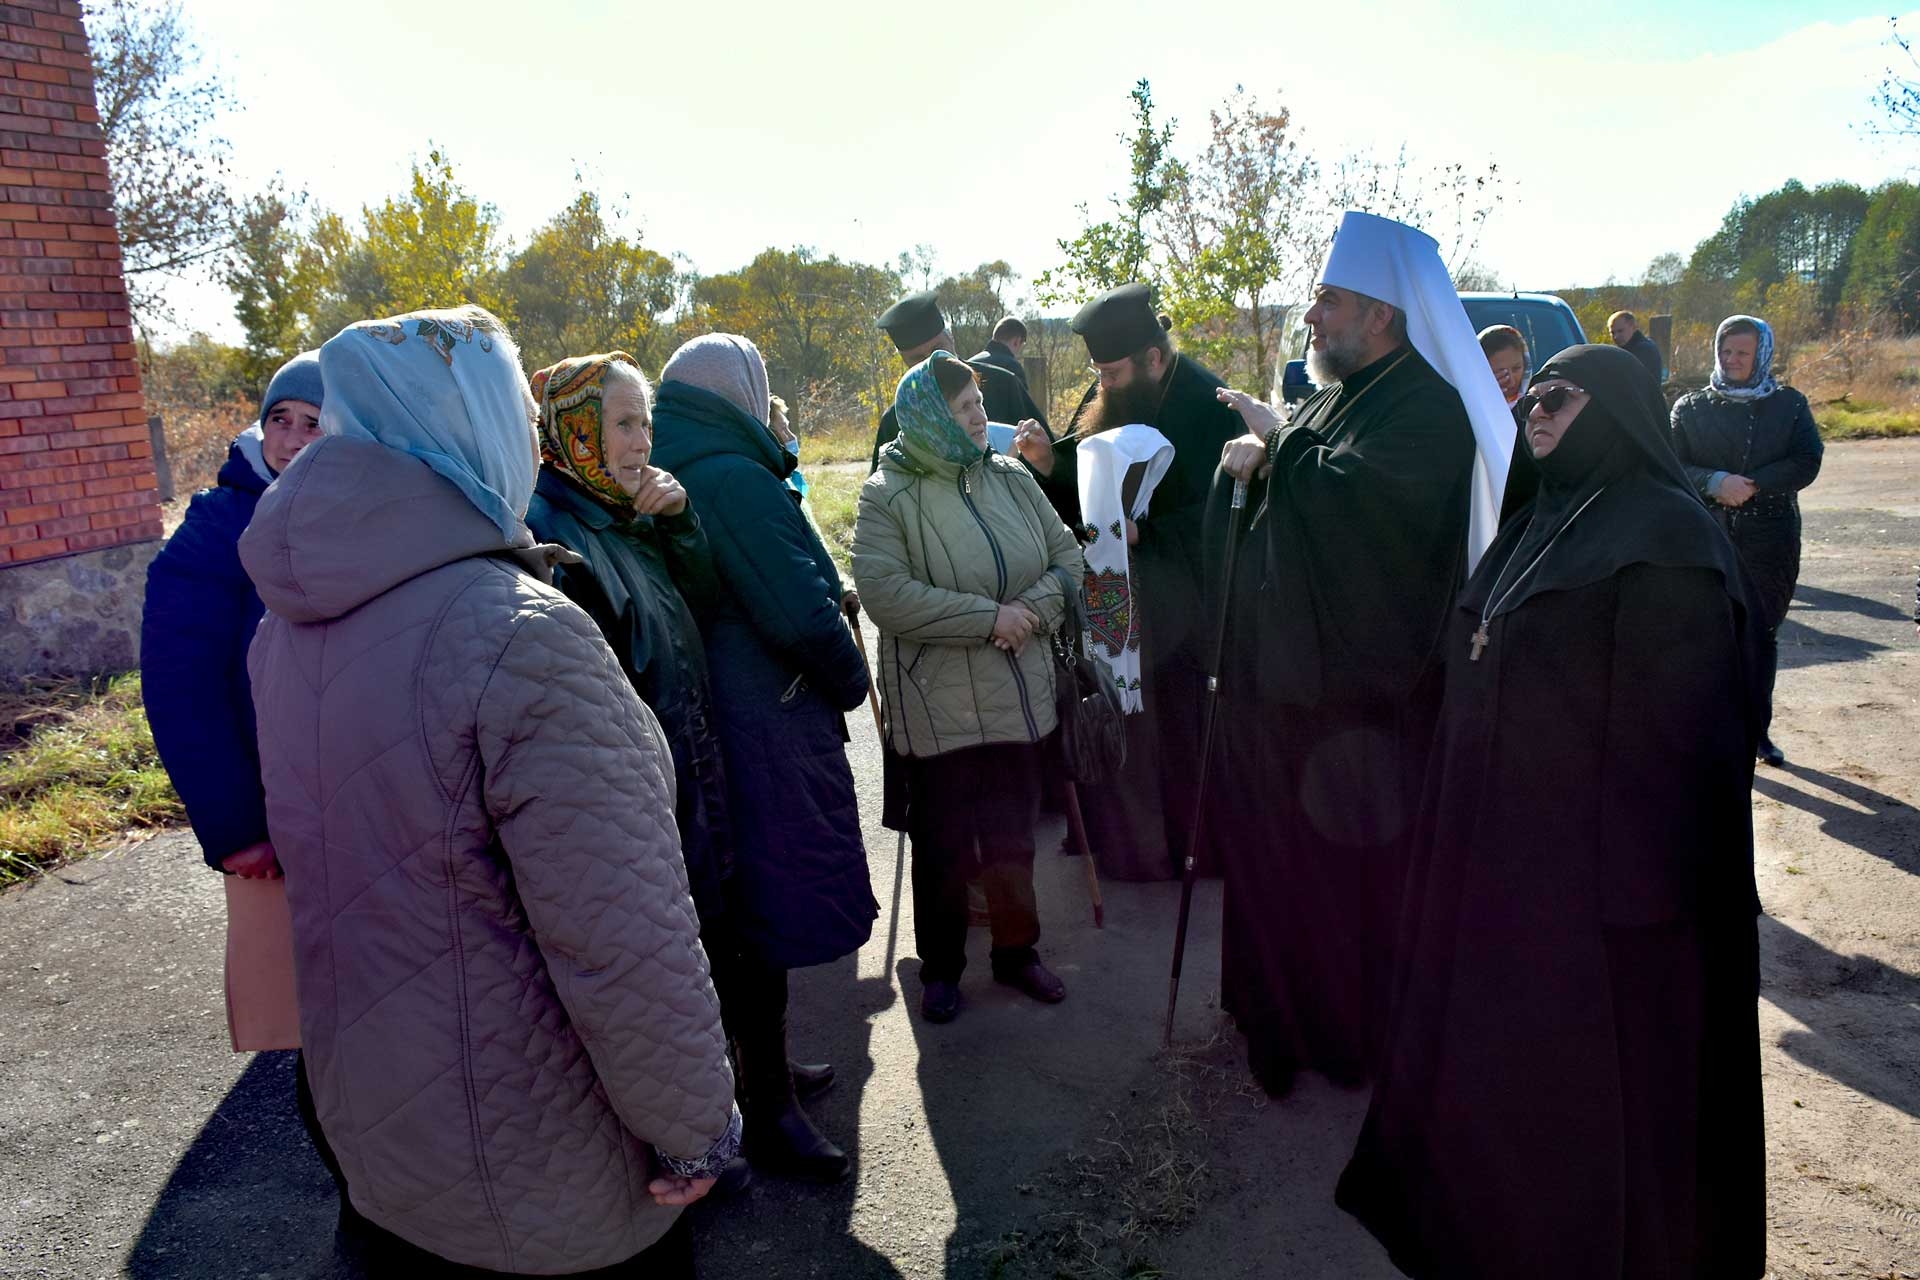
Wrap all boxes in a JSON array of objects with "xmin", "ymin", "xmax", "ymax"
[{"xmin": 892, "ymin": 351, "xmax": 986, "ymax": 468}]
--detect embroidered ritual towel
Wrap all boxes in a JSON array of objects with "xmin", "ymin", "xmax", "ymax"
[{"xmin": 1075, "ymin": 424, "xmax": 1174, "ymax": 713}]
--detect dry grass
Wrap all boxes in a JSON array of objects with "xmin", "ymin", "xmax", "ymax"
[
  {"xmin": 156, "ymin": 397, "xmax": 252, "ymax": 499},
  {"xmin": 803, "ymin": 419, "xmax": 875, "ymax": 467},
  {"xmin": 1789, "ymin": 334, "xmax": 1920, "ymax": 440},
  {"xmin": 985, "ymin": 1027, "xmax": 1263, "ymax": 1279},
  {"xmin": 804, "ymin": 464, "xmax": 864, "ymax": 574},
  {"xmin": 0, "ymin": 675, "xmax": 180, "ymax": 885}
]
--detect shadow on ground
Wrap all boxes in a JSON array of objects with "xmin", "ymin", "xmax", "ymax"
[
  {"xmin": 687, "ymin": 945, "xmax": 906, "ymax": 1278},
  {"xmin": 1759, "ymin": 915, "xmax": 1920, "ymax": 1123},
  {"xmin": 1752, "ymin": 762, "xmax": 1918, "ymax": 877},
  {"xmin": 125, "ymin": 1051, "xmax": 349, "ymax": 1279}
]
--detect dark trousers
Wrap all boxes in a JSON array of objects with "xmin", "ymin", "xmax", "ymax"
[
  {"xmin": 907, "ymin": 741, "xmax": 1043, "ymax": 984},
  {"xmin": 704, "ymin": 932, "xmax": 794, "ymax": 1115}
]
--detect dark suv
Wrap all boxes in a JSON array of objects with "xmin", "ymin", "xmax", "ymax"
[{"xmin": 1281, "ymin": 291, "xmax": 1586, "ymax": 406}]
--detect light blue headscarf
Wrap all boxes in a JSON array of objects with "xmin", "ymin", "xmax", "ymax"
[
  {"xmin": 1709, "ymin": 314, "xmax": 1779, "ymax": 402},
  {"xmin": 891, "ymin": 351, "xmax": 985, "ymax": 468},
  {"xmin": 317, "ymin": 306, "xmax": 537, "ymax": 536}
]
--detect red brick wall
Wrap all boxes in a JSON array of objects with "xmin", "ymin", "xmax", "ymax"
[{"xmin": 0, "ymin": 0, "xmax": 159, "ymax": 566}]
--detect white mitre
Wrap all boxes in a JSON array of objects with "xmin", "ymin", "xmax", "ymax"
[{"xmin": 1320, "ymin": 210, "xmax": 1514, "ymax": 569}]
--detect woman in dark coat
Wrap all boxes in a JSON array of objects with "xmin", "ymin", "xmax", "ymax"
[
  {"xmin": 142, "ymin": 351, "xmax": 323, "ymax": 875},
  {"xmin": 1336, "ymin": 344, "xmax": 1768, "ymax": 1280},
  {"xmin": 1670, "ymin": 314, "xmax": 1822, "ymax": 766},
  {"xmin": 648, "ymin": 333, "xmax": 876, "ymax": 1183},
  {"xmin": 140, "ymin": 352, "xmax": 341, "ymax": 1210}
]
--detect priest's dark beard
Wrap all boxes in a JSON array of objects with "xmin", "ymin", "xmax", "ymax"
[{"xmin": 1078, "ymin": 372, "xmax": 1162, "ymax": 437}]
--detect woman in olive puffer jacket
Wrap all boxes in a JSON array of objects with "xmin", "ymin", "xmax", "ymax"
[{"xmin": 853, "ymin": 353, "xmax": 1084, "ymax": 1025}]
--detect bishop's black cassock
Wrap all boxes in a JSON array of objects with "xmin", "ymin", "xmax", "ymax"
[{"xmin": 1208, "ymin": 344, "xmax": 1475, "ymax": 1092}]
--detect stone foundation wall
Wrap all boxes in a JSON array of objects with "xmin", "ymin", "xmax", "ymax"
[{"xmin": 0, "ymin": 537, "xmax": 154, "ymax": 676}]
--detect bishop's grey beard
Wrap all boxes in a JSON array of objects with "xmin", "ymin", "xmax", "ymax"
[{"xmin": 1306, "ymin": 324, "xmax": 1373, "ymax": 385}]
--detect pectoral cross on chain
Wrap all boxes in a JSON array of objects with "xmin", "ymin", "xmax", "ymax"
[{"xmin": 1469, "ymin": 623, "xmax": 1490, "ymax": 662}]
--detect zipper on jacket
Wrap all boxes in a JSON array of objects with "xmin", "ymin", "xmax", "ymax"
[{"xmin": 957, "ymin": 466, "xmax": 1040, "ymax": 741}]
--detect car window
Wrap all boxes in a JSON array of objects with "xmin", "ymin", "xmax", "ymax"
[{"xmin": 1462, "ymin": 299, "xmax": 1585, "ymax": 370}]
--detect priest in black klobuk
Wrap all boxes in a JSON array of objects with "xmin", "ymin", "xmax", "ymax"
[
  {"xmin": 1210, "ymin": 211, "xmax": 1514, "ymax": 1094},
  {"xmin": 869, "ymin": 291, "xmax": 1047, "ymax": 473},
  {"xmin": 1015, "ymin": 282, "xmax": 1244, "ymax": 881},
  {"xmin": 1334, "ymin": 343, "xmax": 1767, "ymax": 1279}
]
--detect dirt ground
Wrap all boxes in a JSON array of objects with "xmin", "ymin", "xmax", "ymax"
[{"xmin": 0, "ymin": 440, "xmax": 1915, "ymax": 1279}]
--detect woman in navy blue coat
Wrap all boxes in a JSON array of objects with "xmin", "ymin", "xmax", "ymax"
[
  {"xmin": 649, "ymin": 334, "xmax": 875, "ymax": 1183},
  {"xmin": 142, "ymin": 353, "xmax": 323, "ymax": 874}
]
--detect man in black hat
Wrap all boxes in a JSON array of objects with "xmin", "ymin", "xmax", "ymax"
[
  {"xmin": 869, "ymin": 291, "xmax": 1047, "ymax": 472},
  {"xmin": 1012, "ymin": 282, "xmax": 1243, "ymax": 882}
]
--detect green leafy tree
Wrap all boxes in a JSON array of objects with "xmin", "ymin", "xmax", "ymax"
[
  {"xmin": 933, "ymin": 261, "xmax": 1016, "ymax": 355},
  {"xmin": 358, "ymin": 148, "xmax": 511, "ymax": 321},
  {"xmin": 1157, "ymin": 87, "xmax": 1316, "ymax": 394},
  {"xmin": 86, "ymin": 0, "xmax": 236, "ymax": 323},
  {"xmin": 1677, "ymin": 179, "xmax": 1870, "ymax": 325},
  {"xmin": 692, "ymin": 247, "xmax": 902, "ymax": 420},
  {"xmin": 1842, "ymin": 181, "xmax": 1920, "ymax": 330},
  {"xmin": 223, "ymin": 186, "xmax": 309, "ymax": 385},
  {"xmin": 1036, "ymin": 80, "xmax": 1177, "ymax": 306},
  {"xmin": 501, "ymin": 191, "xmax": 686, "ymax": 370}
]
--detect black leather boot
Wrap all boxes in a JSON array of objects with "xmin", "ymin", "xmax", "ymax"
[{"xmin": 789, "ymin": 1060, "xmax": 835, "ymax": 1100}]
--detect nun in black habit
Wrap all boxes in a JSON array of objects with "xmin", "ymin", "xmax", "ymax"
[{"xmin": 1335, "ymin": 344, "xmax": 1767, "ymax": 1280}]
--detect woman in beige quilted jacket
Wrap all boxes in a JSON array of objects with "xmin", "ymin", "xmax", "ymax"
[
  {"xmin": 240, "ymin": 307, "xmax": 738, "ymax": 1278},
  {"xmin": 852, "ymin": 353, "xmax": 1085, "ymax": 1025}
]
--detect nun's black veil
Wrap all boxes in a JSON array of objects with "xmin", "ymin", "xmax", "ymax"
[{"xmin": 1460, "ymin": 344, "xmax": 1769, "ymax": 744}]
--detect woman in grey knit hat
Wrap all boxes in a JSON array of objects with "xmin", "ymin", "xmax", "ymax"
[{"xmin": 649, "ymin": 334, "xmax": 876, "ymax": 1184}]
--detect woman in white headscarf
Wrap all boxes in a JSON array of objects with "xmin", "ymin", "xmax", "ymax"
[
  {"xmin": 241, "ymin": 306, "xmax": 738, "ymax": 1278},
  {"xmin": 1670, "ymin": 314, "xmax": 1823, "ymax": 767}
]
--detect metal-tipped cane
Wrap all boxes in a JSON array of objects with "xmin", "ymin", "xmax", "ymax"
[{"xmin": 1163, "ymin": 473, "xmax": 1249, "ymax": 1046}]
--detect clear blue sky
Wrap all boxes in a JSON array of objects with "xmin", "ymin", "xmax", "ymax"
[{"xmin": 161, "ymin": 0, "xmax": 1918, "ymax": 339}]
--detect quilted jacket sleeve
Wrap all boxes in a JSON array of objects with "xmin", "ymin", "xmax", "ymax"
[
  {"xmin": 475, "ymin": 599, "xmax": 735, "ymax": 1163},
  {"xmin": 140, "ymin": 492, "xmax": 269, "ymax": 867}
]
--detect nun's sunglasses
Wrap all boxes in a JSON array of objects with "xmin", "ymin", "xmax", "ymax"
[{"xmin": 1517, "ymin": 384, "xmax": 1585, "ymax": 417}]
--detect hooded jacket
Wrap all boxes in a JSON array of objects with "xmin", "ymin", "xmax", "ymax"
[
  {"xmin": 648, "ymin": 382, "xmax": 877, "ymax": 970},
  {"xmin": 141, "ymin": 432, "xmax": 273, "ymax": 866},
  {"xmin": 854, "ymin": 417, "xmax": 1082, "ymax": 759},
  {"xmin": 240, "ymin": 435, "xmax": 734, "ymax": 1273}
]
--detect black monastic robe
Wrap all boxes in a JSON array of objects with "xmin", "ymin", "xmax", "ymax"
[
  {"xmin": 1333, "ymin": 565, "xmax": 1765, "ymax": 1280},
  {"xmin": 1209, "ymin": 345, "xmax": 1475, "ymax": 1091},
  {"xmin": 1335, "ymin": 342, "xmax": 1766, "ymax": 1279},
  {"xmin": 1030, "ymin": 354, "xmax": 1243, "ymax": 881}
]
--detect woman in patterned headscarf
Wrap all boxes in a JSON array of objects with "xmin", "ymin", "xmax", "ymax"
[
  {"xmin": 1670, "ymin": 315, "xmax": 1823, "ymax": 767},
  {"xmin": 524, "ymin": 352, "xmax": 837, "ymax": 1194},
  {"xmin": 852, "ymin": 353, "xmax": 1084, "ymax": 1025}
]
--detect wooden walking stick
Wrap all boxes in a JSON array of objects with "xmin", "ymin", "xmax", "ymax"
[
  {"xmin": 1061, "ymin": 781, "xmax": 1104, "ymax": 928},
  {"xmin": 1163, "ymin": 473, "xmax": 1249, "ymax": 1047}
]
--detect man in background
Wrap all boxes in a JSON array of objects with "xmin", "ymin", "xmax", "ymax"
[
  {"xmin": 869, "ymin": 292, "xmax": 1046, "ymax": 471},
  {"xmin": 971, "ymin": 316, "xmax": 1030, "ymax": 386},
  {"xmin": 1609, "ymin": 310, "xmax": 1665, "ymax": 386}
]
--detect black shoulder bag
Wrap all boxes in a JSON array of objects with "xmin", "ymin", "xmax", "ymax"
[{"xmin": 1047, "ymin": 564, "xmax": 1127, "ymax": 785}]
